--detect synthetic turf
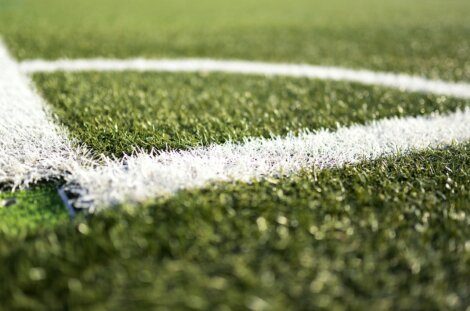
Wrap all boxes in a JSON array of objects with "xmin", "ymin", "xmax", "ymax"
[
  {"xmin": 0, "ymin": 0, "xmax": 469, "ymax": 308},
  {"xmin": 0, "ymin": 144, "xmax": 468, "ymax": 309},
  {"xmin": 1, "ymin": 0, "xmax": 469, "ymax": 80},
  {"xmin": 4, "ymin": 39, "xmax": 469, "ymax": 211},
  {"xmin": 34, "ymin": 72, "xmax": 470, "ymax": 156}
]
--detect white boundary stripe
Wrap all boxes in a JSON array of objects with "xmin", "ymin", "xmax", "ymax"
[
  {"xmin": 2, "ymin": 40, "xmax": 470, "ymax": 210},
  {"xmin": 20, "ymin": 58, "xmax": 470, "ymax": 99},
  {"xmin": 70, "ymin": 109, "xmax": 470, "ymax": 211},
  {"xmin": 0, "ymin": 41, "xmax": 86, "ymax": 188}
]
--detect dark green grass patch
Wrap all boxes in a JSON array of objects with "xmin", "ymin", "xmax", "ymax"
[
  {"xmin": 1, "ymin": 0, "xmax": 469, "ymax": 80},
  {"xmin": 0, "ymin": 186, "xmax": 68, "ymax": 237},
  {"xmin": 0, "ymin": 144, "xmax": 468, "ymax": 309},
  {"xmin": 34, "ymin": 72, "xmax": 470, "ymax": 156}
]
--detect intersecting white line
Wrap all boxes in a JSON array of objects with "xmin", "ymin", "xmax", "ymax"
[
  {"xmin": 70, "ymin": 109, "xmax": 470, "ymax": 211},
  {"xmin": 1, "ymin": 39, "xmax": 470, "ymax": 210},
  {"xmin": 20, "ymin": 58, "xmax": 470, "ymax": 99}
]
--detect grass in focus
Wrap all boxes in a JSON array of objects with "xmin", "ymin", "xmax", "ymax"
[
  {"xmin": 0, "ymin": 144, "xmax": 468, "ymax": 309},
  {"xmin": 34, "ymin": 72, "xmax": 470, "ymax": 156},
  {"xmin": 0, "ymin": 0, "xmax": 469, "ymax": 80}
]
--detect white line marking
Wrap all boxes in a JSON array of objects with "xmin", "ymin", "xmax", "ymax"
[
  {"xmin": 70, "ymin": 109, "xmax": 470, "ymax": 211},
  {"xmin": 20, "ymin": 58, "xmax": 470, "ymax": 99},
  {"xmin": 2, "ymin": 40, "xmax": 470, "ymax": 210},
  {"xmin": 0, "ymin": 41, "xmax": 86, "ymax": 188}
]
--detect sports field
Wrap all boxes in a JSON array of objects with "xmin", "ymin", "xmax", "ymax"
[{"xmin": 1, "ymin": 0, "xmax": 469, "ymax": 309}]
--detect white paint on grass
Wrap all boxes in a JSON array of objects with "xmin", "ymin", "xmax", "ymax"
[
  {"xmin": 70, "ymin": 109, "xmax": 470, "ymax": 211},
  {"xmin": 20, "ymin": 58, "xmax": 470, "ymax": 99},
  {"xmin": 0, "ymin": 41, "xmax": 86, "ymax": 188},
  {"xmin": 2, "ymin": 39, "xmax": 470, "ymax": 210}
]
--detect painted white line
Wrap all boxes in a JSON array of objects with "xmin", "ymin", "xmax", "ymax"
[
  {"xmin": 69, "ymin": 109, "xmax": 470, "ymax": 211},
  {"xmin": 0, "ymin": 41, "xmax": 86, "ymax": 188},
  {"xmin": 3, "ymin": 40, "xmax": 470, "ymax": 210},
  {"xmin": 20, "ymin": 58, "xmax": 470, "ymax": 99}
]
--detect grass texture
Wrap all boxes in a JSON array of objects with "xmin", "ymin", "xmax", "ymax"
[
  {"xmin": 0, "ymin": 144, "xmax": 468, "ymax": 309},
  {"xmin": 34, "ymin": 72, "xmax": 470, "ymax": 156},
  {"xmin": 0, "ymin": 0, "xmax": 469, "ymax": 80},
  {"xmin": 0, "ymin": 0, "xmax": 469, "ymax": 308}
]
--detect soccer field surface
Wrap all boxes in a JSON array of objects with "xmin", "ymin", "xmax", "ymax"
[{"xmin": 1, "ymin": 0, "xmax": 470, "ymax": 309}]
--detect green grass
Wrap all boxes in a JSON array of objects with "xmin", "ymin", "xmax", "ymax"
[
  {"xmin": 34, "ymin": 72, "xmax": 469, "ymax": 156},
  {"xmin": 0, "ymin": 144, "xmax": 468, "ymax": 309},
  {"xmin": 1, "ymin": 0, "xmax": 470, "ymax": 308},
  {"xmin": 1, "ymin": 0, "xmax": 469, "ymax": 80},
  {"xmin": 0, "ymin": 186, "xmax": 68, "ymax": 236}
]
